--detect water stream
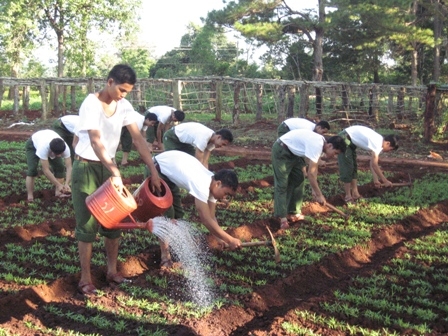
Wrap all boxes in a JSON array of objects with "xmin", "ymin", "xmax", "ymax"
[{"xmin": 151, "ymin": 216, "xmax": 215, "ymax": 308}]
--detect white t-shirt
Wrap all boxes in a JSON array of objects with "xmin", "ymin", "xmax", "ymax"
[
  {"xmin": 148, "ymin": 105, "xmax": 175, "ymax": 124},
  {"xmin": 60, "ymin": 115, "xmax": 79, "ymax": 133},
  {"xmin": 279, "ymin": 129, "xmax": 325, "ymax": 163},
  {"xmin": 345, "ymin": 126, "xmax": 384, "ymax": 155},
  {"xmin": 173, "ymin": 122, "xmax": 214, "ymax": 152},
  {"xmin": 283, "ymin": 118, "xmax": 316, "ymax": 131},
  {"xmin": 31, "ymin": 130, "xmax": 70, "ymax": 160},
  {"xmin": 129, "ymin": 111, "xmax": 148, "ymax": 132},
  {"xmin": 155, "ymin": 150, "xmax": 215, "ymax": 203},
  {"xmin": 76, "ymin": 94, "xmax": 136, "ymax": 160}
]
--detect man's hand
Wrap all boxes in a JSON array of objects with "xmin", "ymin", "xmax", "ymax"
[
  {"xmin": 381, "ymin": 179, "xmax": 393, "ymax": 187},
  {"xmin": 62, "ymin": 184, "xmax": 71, "ymax": 194},
  {"xmin": 111, "ymin": 176, "xmax": 124, "ymax": 194},
  {"xmin": 150, "ymin": 174, "xmax": 162, "ymax": 194},
  {"xmin": 226, "ymin": 237, "xmax": 242, "ymax": 250},
  {"xmin": 314, "ymin": 194, "xmax": 326, "ymax": 206}
]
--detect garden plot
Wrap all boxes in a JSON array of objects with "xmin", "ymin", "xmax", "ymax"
[{"xmin": 0, "ymin": 133, "xmax": 447, "ymax": 335}]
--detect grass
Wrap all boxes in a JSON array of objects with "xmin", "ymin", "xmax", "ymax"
[{"xmin": 0, "ymin": 128, "xmax": 447, "ymax": 334}]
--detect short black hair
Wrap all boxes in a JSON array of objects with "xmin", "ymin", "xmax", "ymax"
[
  {"xmin": 384, "ymin": 134, "xmax": 399, "ymax": 150},
  {"xmin": 174, "ymin": 110, "xmax": 185, "ymax": 121},
  {"xmin": 107, "ymin": 64, "xmax": 137, "ymax": 85},
  {"xmin": 215, "ymin": 128, "xmax": 233, "ymax": 142},
  {"xmin": 327, "ymin": 135, "xmax": 347, "ymax": 153},
  {"xmin": 145, "ymin": 112, "xmax": 158, "ymax": 122},
  {"xmin": 49, "ymin": 138, "xmax": 66, "ymax": 155},
  {"xmin": 214, "ymin": 169, "xmax": 238, "ymax": 191},
  {"xmin": 316, "ymin": 120, "xmax": 330, "ymax": 130}
]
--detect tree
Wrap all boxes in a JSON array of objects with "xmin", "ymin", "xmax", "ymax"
[
  {"xmin": 151, "ymin": 23, "xmax": 247, "ymax": 78},
  {"xmin": 31, "ymin": 0, "xmax": 141, "ymax": 77},
  {"xmin": 206, "ymin": 0, "xmax": 327, "ymax": 81},
  {"xmin": 207, "ymin": 0, "xmax": 328, "ymax": 114},
  {"xmin": 327, "ymin": 0, "xmax": 435, "ymax": 85},
  {"xmin": 0, "ymin": 0, "xmax": 37, "ymax": 78}
]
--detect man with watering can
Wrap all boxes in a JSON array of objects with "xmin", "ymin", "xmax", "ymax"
[
  {"xmin": 72, "ymin": 64, "xmax": 161, "ymax": 295},
  {"xmin": 148, "ymin": 150, "xmax": 242, "ymax": 268}
]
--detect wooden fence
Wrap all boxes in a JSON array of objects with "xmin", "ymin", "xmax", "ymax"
[{"xmin": 0, "ymin": 76, "xmax": 429, "ymax": 127}]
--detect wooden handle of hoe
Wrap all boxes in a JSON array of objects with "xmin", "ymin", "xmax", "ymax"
[
  {"xmin": 326, "ymin": 202, "xmax": 348, "ymax": 218},
  {"xmin": 240, "ymin": 241, "xmax": 272, "ymax": 247}
]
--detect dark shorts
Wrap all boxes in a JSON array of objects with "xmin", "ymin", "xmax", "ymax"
[
  {"xmin": 277, "ymin": 122, "xmax": 290, "ymax": 138},
  {"xmin": 120, "ymin": 127, "xmax": 133, "ymax": 152},
  {"xmin": 52, "ymin": 119, "xmax": 74, "ymax": 160},
  {"xmin": 146, "ymin": 122, "xmax": 159, "ymax": 143},
  {"xmin": 71, "ymin": 160, "xmax": 122, "ymax": 242},
  {"xmin": 25, "ymin": 138, "xmax": 65, "ymax": 177},
  {"xmin": 163, "ymin": 128, "xmax": 195, "ymax": 156},
  {"xmin": 337, "ymin": 130, "xmax": 358, "ymax": 182}
]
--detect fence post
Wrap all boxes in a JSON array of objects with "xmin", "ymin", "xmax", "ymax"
[
  {"xmin": 298, "ymin": 83, "xmax": 309, "ymax": 117},
  {"xmin": 49, "ymin": 82, "xmax": 55, "ymax": 116},
  {"xmin": 315, "ymin": 86, "xmax": 322, "ymax": 115},
  {"xmin": 88, "ymin": 78, "xmax": 94, "ymax": 93},
  {"xmin": 215, "ymin": 80, "xmax": 223, "ymax": 122},
  {"xmin": 369, "ymin": 84, "xmax": 379, "ymax": 121},
  {"xmin": 232, "ymin": 81, "xmax": 241, "ymax": 125},
  {"xmin": 423, "ymin": 84, "xmax": 436, "ymax": 143},
  {"xmin": 287, "ymin": 85, "xmax": 295, "ymax": 118},
  {"xmin": 388, "ymin": 89, "xmax": 394, "ymax": 114},
  {"xmin": 71, "ymin": 86, "xmax": 76, "ymax": 111},
  {"xmin": 39, "ymin": 80, "xmax": 48, "ymax": 120},
  {"xmin": 255, "ymin": 83, "xmax": 263, "ymax": 121},
  {"xmin": 341, "ymin": 84, "xmax": 350, "ymax": 111},
  {"xmin": 276, "ymin": 85, "xmax": 286, "ymax": 122},
  {"xmin": 173, "ymin": 80, "xmax": 182, "ymax": 110},
  {"xmin": 397, "ymin": 87, "xmax": 405, "ymax": 120},
  {"xmin": 62, "ymin": 86, "xmax": 67, "ymax": 115},
  {"xmin": 23, "ymin": 86, "xmax": 30, "ymax": 112},
  {"xmin": 13, "ymin": 85, "xmax": 19, "ymax": 115}
]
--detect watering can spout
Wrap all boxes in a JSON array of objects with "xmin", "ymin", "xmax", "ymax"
[{"xmin": 146, "ymin": 219, "xmax": 154, "ymax": 233}]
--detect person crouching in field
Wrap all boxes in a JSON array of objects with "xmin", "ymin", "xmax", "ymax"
[
  {"xmin": 272, "ymin": 129, "xmax": 347, "ymax": 230},
  {"xmin": 25, "ymin": 130, "xmax": 72, "ymax": 202},
  {"xmin": 147, "ymin": 150, "xmax": 242, "ymax": 268},
  {"xmin": 337, "ymin": 125, "xmax": 399, "ymax": 203},
  {"xmin": 52, "ymin": 114, "xmax": 79, "ymax": 162},
  {"xmin": 163, "ymin": 122, "xmax": 233, "ymax": 168},
  {"xmin": 119, "ymin": 111, "xmax": 158, "ymax": 166}
]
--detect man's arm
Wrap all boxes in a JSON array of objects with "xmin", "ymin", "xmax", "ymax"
[
  {"xmin": 63, "ymin": 157, "xmax": 72, "ymax": 190},
  {"xmin": 88, "ymin": 130, "xmax": 120, "ymax": 177},
  {"xmin": 194, "ymin": 148, "xmax": 212, "ymax": 168},
  {"xmin": 127, "ymin": 123, "xmax": 161, "ymax": 192},
  {"xmin": 40, "ymin": 159, "xmax": 64, "ymax": 193},
  {"xmin": 370, "ymin": 152, "xmax": 392, "ymax": 187},
  {"xmin": 72, "ymin": 135, "xmax": 79, "ymax": 151},
  {"xmin": 307, "ymin": 161, "xmax": 326, "ymax": 205},
  {"xmin": 195, "ymin": 198, "xmax": 241, "ymax": 249}
]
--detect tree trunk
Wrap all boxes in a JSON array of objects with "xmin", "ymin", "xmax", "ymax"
[{"xmin": 313, "ymin": 0, "xmax": 325, "ymax": 115}]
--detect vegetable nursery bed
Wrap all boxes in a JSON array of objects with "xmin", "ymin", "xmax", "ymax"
[{"xmin": 0, "ymin": 120, "xmax": 448, "ymax": 335}]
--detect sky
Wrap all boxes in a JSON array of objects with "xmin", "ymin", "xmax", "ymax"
[{"xmin": 138, "ymin": 0, "xmax": 229, "ymax": 58}]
